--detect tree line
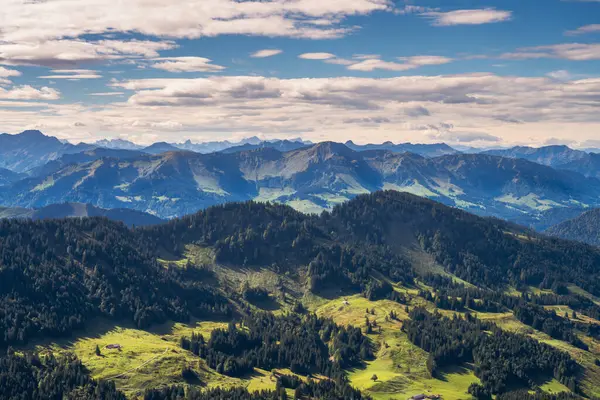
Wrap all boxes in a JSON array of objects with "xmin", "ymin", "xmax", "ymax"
[
  {"xmin": 403, "ymin": 308, "xmax": 579, "ymax": 396},
  {"xmin": 180, "ymin": 312, "xmax": 372, "ymax": 378},
  {"xmin": 143, "ymin": 375, "xmax": 369, "ymax": 400},
  {"xmin": 0, "ymin": 350, "xmax": 124, "ymax": 400}
]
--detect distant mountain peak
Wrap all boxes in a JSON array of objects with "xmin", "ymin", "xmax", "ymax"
[
  {"xmin": 241, "ymin": 136, "xmax": 262, "ymax": 145},
  {"xmin": 303, "ymin": 142, "xmax": 356, "ymax": 163},
  {"xmin": 94, "ymin": 138, "xmax": 141, "ymax": 150},
  {"xmin": 311, "ymin": 141, "xmax": 352, "ymax": 153},
  {"xmin": 142, "ymin": 142, "xmax": 180, "ymax": 155},
  {"xmin": 20, "ymin": 129, "xmax": 46, "ymax": 137}
]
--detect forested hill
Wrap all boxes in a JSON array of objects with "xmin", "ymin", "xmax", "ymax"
[
  {"xmin": 326, "ymin": 191, "xmax": 600, "ymax": 294},
  {"xmin": 4, "ymin": 191, "xmax": 600, "ymax": 349},
  {"xmin": 0, "ymin": 217, "xmax": 230, "ymax": 347},
  {"xmin": 141, "ymin": 191, "xmax": 600, "ymax": 297}
]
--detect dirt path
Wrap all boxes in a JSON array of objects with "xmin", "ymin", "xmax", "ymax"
[{"xmin": 107, "ymin": 347, "xmax": 170, "ymax": 380}]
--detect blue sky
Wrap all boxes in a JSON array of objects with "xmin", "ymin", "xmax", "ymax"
[{"xmin": 1, "ymin": 0, "xmax": 600, "ymax": 147}]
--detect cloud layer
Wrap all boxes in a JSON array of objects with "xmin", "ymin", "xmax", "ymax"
[{"xmin": 1, "ymin": 73, "xmax": 598, "ymax": 147}]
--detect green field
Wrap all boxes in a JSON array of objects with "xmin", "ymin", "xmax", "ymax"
[
  {"xmin": 32, "ymin": 319, "xmax": 286, "ymax": 398},
  {"xmin": 312, "ymin": 294, "xmax": 480, "ymax": 399}
]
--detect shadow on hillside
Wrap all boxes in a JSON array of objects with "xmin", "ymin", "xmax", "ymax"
[
  {"xmin": 248, "ymin": 296, "xmax": 281, "ymax": 312},
  {"xmin": 435, "ymin": 364, "xmax": 474, "ymax": 383},
  {"xmin": 313, "ymin": 286, "xmax": 361, "ymax": 301},
  {"xmin": 18, "ymin": 316, "xmax": 234, "ymax": 353},
  {"xmin": 19, "ymin": 317, "xmax": 125, "ymax": 352}
]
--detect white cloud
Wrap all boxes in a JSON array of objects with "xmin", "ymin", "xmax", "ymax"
[
  {"xmin": 89, "ymin": 92, "xmax": 125, "ymax": 96},
  {"xmin": 544, "ymin": 137, "xmax": 576, "ymax": 146},
  {"xmin": 38, "ymin": 68, "xmax": 102, "ymax": 80},
  {"xmin": 0, "ymin": 66, "xmax": 22, "ymax": 78},
  {"xmin": 395, "ymin": 5, "xmax": 437, "ymax": 15},
  {"xmin": 0, "ymin": 85, "xmax": 60, "ymax": 100},
  {"xmin": 566, "ymin": 24, "xmax": 600, "ymax": 36},
  {"xmin": 0, "ymin": 66, "xmax": 21, "ymax": 85},
  {"xmin": 430, "ymin": 130, "xmax": 501, "ymax": 144},
  {"xmin": 251, "ymin": 49, "xmax": 283, "ymax": 58},
  {"xmin": 150, "ymin": 57, "xmax": 225, "ymax": 72},
  {"xmin": 0, "ymin": 39, "xmax": 177, "ymax": 67},
  {"xmin": 51, "ymin": 69, "xmax": 98, "ymax": 74},
  {"xmin": 302, "ymin": 53, "xmax": 453, "ymax": 71},
  {"xmin": 0, "ymin": 100, "xmax": 54, "ymax": 108},
  {"xmin": 298, "ymin": 52, "xmax": 336, "ymax": 60},
  {"xmin": 39, "ymin": 72, "xmax": 102, "ymax": 80},
  {"xmin": 0, "ymin": 0, "xmax": 393, "ymax": 45},
  {"xmin": 353, "ymin": 54, "xmax": 381, "ymax": 60},
  {"xmin": 503, "ymin": 43, "xmax": 600, "ymax": 61},
  {"xmin": 546, "ymin": 70, "xmax": 573, "ymax": 81},
  {"xmin": 325, "ymin": 58, "xmax": 355, "ymax": 65},
  {"xmin": 423, "ymin": 9, "xmax": 512, "ymax": 26},
  {"xmin": 402, "ymin": 55, "xmax": 453, "ymax": 66},
  {"xmin": 347, "ymin": 59, "xmax": 415, "ymax": 71},
  {"xmin": 106, "ymin": 74, "xmax": 599, "ymax": 116}
]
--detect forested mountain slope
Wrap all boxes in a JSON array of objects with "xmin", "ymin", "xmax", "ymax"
[
  {"xmin": 546, "ymin": 208, "xmax": 600, "ymax": 246},
  {"xmin": 2, "ymin": 191, "xmax": 600, "ymax": 399},
  {"xmin": 0, "ymin": 217, "xmax": 230, "ymax": 347}
]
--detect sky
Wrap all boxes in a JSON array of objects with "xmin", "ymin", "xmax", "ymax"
[{"xmin": 1, "ymin": 0, "xmax": 600, "ymax": 147}]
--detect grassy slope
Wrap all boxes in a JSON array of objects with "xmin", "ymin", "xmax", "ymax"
[
  {"xmin": 311, "ymin": 294, "xmax": 480, "ymax": 400},
  {"xmin": 33, "ymin": 319, "xmax": 281, "ymax": 398}
]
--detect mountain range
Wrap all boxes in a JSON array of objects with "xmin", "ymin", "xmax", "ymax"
[
  {"xmin": 484, "ymin": 145, "xmax": 600, "ymax": 179},
  {"xmin": 0, "ymin": 139, "xmax": 598, "ymax": 224},
  {"xmin": 2, "ymin": 130, "xmax": 600, "ymax": 228}
]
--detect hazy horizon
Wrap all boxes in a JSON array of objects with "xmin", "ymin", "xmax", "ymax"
[{"xmin": 5, "ymin": 128, "xmax": 600, "ymax": 151}]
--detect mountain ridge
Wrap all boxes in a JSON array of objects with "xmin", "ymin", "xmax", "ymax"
[
  {"xmin": 0, "ymin": 202, "xmax": 163, "ymax": 227},
  {"xmin": 484, "ymin": 145, "xmax": 600, "ymax": 178}
]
